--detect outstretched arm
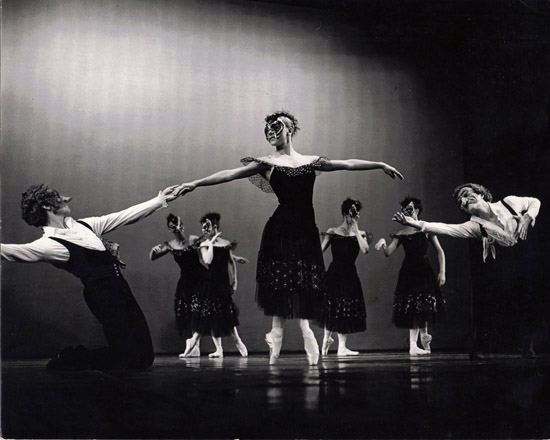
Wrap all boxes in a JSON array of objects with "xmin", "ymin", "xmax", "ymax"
[
  {"xmin": 429, "ymin": 235, "xmax": 446, "ymax": 286},
  {"xmin": 392, "ymin": 212, "xmax": 481, "ymax": 240},
  {"xmin": 176, "ymin": 162, "xmax": 263, "ymax": 195},
  {"xmin": 321, "ymin": 159, "xmax": 404, "ymax": 180}
]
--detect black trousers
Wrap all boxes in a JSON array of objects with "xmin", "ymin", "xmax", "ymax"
[{"xmin": 79, "ymin": 276, "xmax": 154, "ymax": 369}]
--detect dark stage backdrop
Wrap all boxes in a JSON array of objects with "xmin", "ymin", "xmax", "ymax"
[{"xmin": 8, "ymin": 0, "xmax": 533, "ymax": 359}]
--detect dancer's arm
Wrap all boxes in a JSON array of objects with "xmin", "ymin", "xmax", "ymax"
[
  {"xmin": 1, "ymin": 237, "xmax": 69, "ymax": 263},
  {"xmin": 82, "ymin": 185, "xmax": 180, "ymax": 236},
  {"xmin": 199, "ymin": 232, "xmax": 222, "ymax": 265},
  {"xmin": 232, "ymin": 254, "xmax": 249, "ymax": 264},
  {"xmin": 429, "ymin": 235, "xmax": 446, "ymax": 286},
  {"xmin": 321, "ymin": 159, "xmax": 404, "ymax": 180},
  {"xmin": 374, "ymin": 237, "xmax": 400, "ymax": 257},
  {"xmin": 229, "ymin": 252, "xmax": 238, "ymax": 292},
  {"xmin": 351, "ymin": 220, "xmax": 369, "ymax": 254},
  {"xmin": 321, "ymin": 230, "xmax": 333, "ymax": 253},
  {"xmin": 504, "ymin": 196, "xmax": 541, "ymax": 240},
  {"xmin": 149, "ymin": 242, "xmax": 172, "ymax": 261},
  {"xmin": 392, "ymin": 212, "xmax": 481, "ymax": 240},
  {"xmin": 176, "ymin": 162, "xmax": 263, "ymax": 195}
]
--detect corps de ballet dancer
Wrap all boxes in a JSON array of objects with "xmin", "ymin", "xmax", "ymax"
[
  {"xmin": 376, "ymin": 196, "xmax": 446, "ymax": 355},
  {"xmin": 320, "ymin": 198, "xmax": 371, "ymax": 357}
]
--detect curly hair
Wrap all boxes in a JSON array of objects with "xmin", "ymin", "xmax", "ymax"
[
  {"xmin": 341, "ymin": 198, "xmax": 362, "ymax": 216},
  {"xmin": 200, "ymin": 212, "xmax": 221, "ymax": 228},
  {"xmin": 265, "ymin": 110, "xmax": 300, "ymax": 137},
  {"xmin": 20, "ymin": 184, "xmax": 62, "ymax": 227},
  {"xmin": 453, "ymin": 183, "xmax": 493, "ymax": 203},
  {"xmin": 400, "ymin": 196, "xmax": 423, "ymax": 216}
]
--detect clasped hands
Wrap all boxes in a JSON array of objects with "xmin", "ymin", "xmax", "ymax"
[{"xmin": 158, "ymin": 183, "xmax": 196, "ymax": 203}]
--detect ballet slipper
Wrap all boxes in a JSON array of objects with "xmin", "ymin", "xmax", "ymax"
[
  {"xmin": 179, "ymin": 337, "xmax": 198, "ymax": 358},
  {"xmin": 321, "ymin": 336, "xmax": 334, "ymax": 356},
  {"xmin": 303, "ymin": 331, "xmax": 319, "ymax": 366},
  {"xmin": 420, "ymin": 334, "xmax": 433, "ymax": 353},
  {"xmin": 235, "ymin": 339, "xmax": 248, "ymax": 357},
  {"xmin": 208, "ymin": 350, "xmax": 224, "ymax": 358},
  {"xmin": 265, "ymin": 331, "xmax": 283, "ymax": 365},
  {"xmin": 409, "ymin": 345, "xmax": 429, "ymax": 356},
  {"xmin": 337, "ymin": 347, "xmax": 359, "ymax": 356}
]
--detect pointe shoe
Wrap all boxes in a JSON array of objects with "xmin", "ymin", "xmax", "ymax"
[
  {"xmin": 321, "ymin": 336, "xmax": 334, "ymax": 356},
  {"xmin": 235, "ymin": 339, "xmax": 248, "ymax": 357},
  {"xmin": 337, "ymin": 347, "xmax": 359, "ymax": 356},
  {"xmin": 178, "ymin": 338, "xmax": 196, "ymax": 358},
  {"xmin": 420, "ymin": 334, "xmax": 432, "ymax": 353},
  {"xmin": 265, "ymin": 331, "xmax": 283, "ymax": 365},
  {"xmin": 208, "ymin": 350, "xmax": 224, "ymax": 358},
  {"xmin": 303, "ymin": 332, "xmax": 320, "ymax": 366},
  {"xmin": 409, "ymin": 345, "xmax": 429, "ymax": 356},
  {"xmin": 188, "ymin": 344, "xmax": 201, "ymax": 358}
]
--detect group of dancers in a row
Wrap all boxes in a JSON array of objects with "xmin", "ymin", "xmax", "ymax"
[{"xmin": 1, "ymin": 110, "xmax": 540, "ymax": 370}]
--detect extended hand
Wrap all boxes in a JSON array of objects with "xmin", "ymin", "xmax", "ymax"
[
  {"xmin": 161, "ymin": 185, "xmax": 181, "ymax": 202},
  {"xmin": 203, "ymin": 231, "xmax": 222, "ymax": 246},
  {"xmin": 234, "ymin": 256, "xmax": 249, "ymax": 264},
  {"xmin": 438, "ymin": 273, "xmax": 446, "ymax": 287},
  {"xmin": 392, "ymin": 212, "xmax": 410, "ymax": 225},
  {"xmin": 174, "ymin": 183, "xmax": 196, "ymax": 197},
  {"xmin": 374, "ymin": 238, "xmax": 387, "ymax": 251},
  {"xmin": 514, "ymin": 214, "xmax": 532, "ymax": 240},
  {"xmin": 383, "ymin": 164, "xmax": 404, "ymax": 180}
]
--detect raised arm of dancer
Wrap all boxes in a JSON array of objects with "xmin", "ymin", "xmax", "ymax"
[
  {"xmin": 350, "ymin": 220, "xmax": 369, "ymax": 254},
  {"xmin": 320, "ymin": 159, "xmax": 404, "ymax": 180},
  {"xmin": 176, "ymin": 162, "xmax": 263, "ymax": 195},
  {"xmin": 149, "ymin": 242, "xmax": 172, "ymax": 261},
  {"xmin": 374, "ymin": 236, "xmax": 400, "ymax": 257},
  {"xmin": 504, "ymin": 195, "xmax": 541, "ymax": 240},
  {"xmin": 232, "ymin": 254, "xmax": 249, "ymax": 264},
  {"xmin": 199, "ymin": 232, "xmax": 222, "ymax": 265},
  {"xmin": 429, "ymin": 235, "xmax": 446, "ymax": 286}
]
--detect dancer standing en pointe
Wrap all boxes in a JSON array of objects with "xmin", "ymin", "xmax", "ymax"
[{"xmin": 175, "ymin": 111, "xmax": 403, "ymax": 365}]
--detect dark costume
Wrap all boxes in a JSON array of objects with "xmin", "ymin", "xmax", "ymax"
[
  {"xmin": 322, "ymin": 234, "xmax": 367, "ymax": 334},
  {"xmin": 172, "ymin": 246, "xmax": 204, "ymax": 336},
  {"xmin": 241, "ymin": 157, "xmax": 327, "ymax": 320},
  {"xmin": 49, "ymin": 225, "xmax": 154, "ymax": 370},
  {"xmin": 391, "ymin": 232, "xmax": 446, "ymax": 329},
  {"xmin": 189, "ymin": 245, "xmax": 240, "ymax": 338}
]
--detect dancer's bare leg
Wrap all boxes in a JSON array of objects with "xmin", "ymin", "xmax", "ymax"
[
  {"xmin": 231, "ymin": 327, "xmax": 248, "ymax": 357},
  {"xmin": 180, "ymin": 332, "xmax": 201, "ymax": 358},
  {"xmin": 265, "ymin": 316, "xmax": 285, "ymax": 365},
  {"xmin": 419, "ymin": 322, "xmax": 432, "ymax": 353},
  {"xmin": 209, "ymin": 332, "xmax": 224, "ymax": 358},
  {"xmin": 299, "ymin": 319, "xmax": 319, "ymax": 366},
  {"xmin": 409, "ymin": 321, "xmax": 428, "ymax": 355},
  {"xmin": 337, "ymin": 333, "xmax": 359, "ymax": 356},
  {"xmin": 322, "ymin": 329, "xmax": 334, "ymax": 356}
]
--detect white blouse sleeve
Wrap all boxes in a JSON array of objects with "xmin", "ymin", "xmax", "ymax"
[
  {"xmin": 1, "ymin": 237, "xmax": 70, "ymax": 262},
  {"xmin": 80, "ymin": 194, "xmax": 167, "ymax": 236},
  {"xmin": 503, "ymin": 195, "xmax": 541, "ymax": 226},
  {"xmin": 419, "ymin": 220, "xmax": 482, "ymax": 240}
]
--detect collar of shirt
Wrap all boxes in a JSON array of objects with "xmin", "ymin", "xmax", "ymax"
[{"xmin": 43, "ymin": 217, "xmax": 106, "ymax": 251}]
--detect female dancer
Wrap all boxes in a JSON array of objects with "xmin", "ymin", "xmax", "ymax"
[
  {"xmin": 180, "ymin": 212, "xmax": 248, "ymax": 358},
  {"xmin": 175, "ymin": 111, "xmax": 403, "ymax": 365},
  {"xmin": 320, "ymin": 198, "xmax": 371, "ymax": 357},
  {"xmin": 149, "ymin": 213, "xmax": 203, "ymax": 357},
  {"xmin": 375, "ymin": 196, "xmax": 446, "ymax": 355}
]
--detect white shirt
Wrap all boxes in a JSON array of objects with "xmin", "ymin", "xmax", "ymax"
[
  {"xmin": 1, "ymin": 194, "xmax": 168, "ymax": 263},
  {"xmin": 419, "ymin": 195, "xmax": 540, "ymax": 261}
]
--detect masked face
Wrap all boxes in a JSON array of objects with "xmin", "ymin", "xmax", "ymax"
[
  {"xmin": 264, "ymin": 118, "xmax": 287, "ymax": 142},
  {"xmin": 168, "ymin": 217, "xmax": 184, "ymax": 234},
  {"xmin": 456, "ymin": 187, "xmax": 483, "ymax": 213},
  {"xmin": 401, "ymin": 201, "xmax": 417, "ymax": 218},
  {"xmin": 201, "ymin": 218, "xmax": 214, "ymax": 236}
]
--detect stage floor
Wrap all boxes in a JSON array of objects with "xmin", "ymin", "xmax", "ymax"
[{"xmin": 2, "ymin": 352, "xmax": 550, "ymax": 439}]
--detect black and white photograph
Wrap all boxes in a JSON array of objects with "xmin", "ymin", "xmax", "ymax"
[{"xmin": 2, "ymin": 0, "xmax": 550, "ymax": 438}]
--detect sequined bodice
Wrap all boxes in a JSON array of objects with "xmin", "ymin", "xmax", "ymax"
[
  {"xmin": 269, "ymin": 166, "xmax": 316, "ymax": 206},
  {"xmin": 399, "ymin": 233, "xmax": 429, "ymax": 259}
]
